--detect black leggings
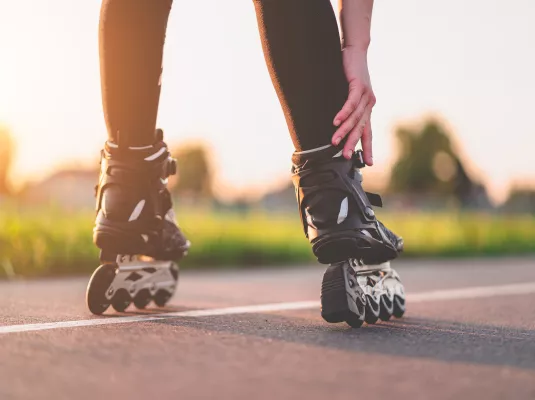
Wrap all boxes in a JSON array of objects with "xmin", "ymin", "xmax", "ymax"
[{"xmin": 99, "ymin": 0, "xmax": 348, "ymax": 153}]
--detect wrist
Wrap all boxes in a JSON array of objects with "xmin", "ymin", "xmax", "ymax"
[
  {"xmin": 341, "ymin": 40, "xmax": 371, "ymax": 52},
  {"xmin": 342, "ymin": 43, "xmax": 369, "ymax": 59}
]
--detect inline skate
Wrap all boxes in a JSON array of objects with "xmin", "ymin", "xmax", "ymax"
[
  {"xmin": 292, "ymin": 149, "xmax": 403, "ymax": 265},
  {"xmin": 292, "ymin": 147, "xmax": 405, "ymax": 326},
  {"xmin": 86, "ymin": 129, "xmax": 190, "ymax": 315}
]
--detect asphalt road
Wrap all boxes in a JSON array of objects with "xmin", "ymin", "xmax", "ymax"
[{"xmin": 1, "ymin": 257, "xmax": 535, "ymax": 400}]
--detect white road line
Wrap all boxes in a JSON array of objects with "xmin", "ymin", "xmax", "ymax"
[
  {"xmin": 408, "ymin": 282, "xmax": 535, "ymax": 303},
  {"xmin": 1, "ymin": 282, "xmax": 535, "ymax": 335},
  {"xmin": 0, "ymin": 301, "xmax": 320, "ymax": 334}
]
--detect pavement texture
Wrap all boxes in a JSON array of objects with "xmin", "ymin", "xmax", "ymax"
[{"xmin": 1, "ymin": 257, "xmax": 535, "ymax": 400}]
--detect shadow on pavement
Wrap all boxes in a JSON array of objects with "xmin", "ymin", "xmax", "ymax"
[{"xmin": 150, "ymin": 312, "xmax": 535, "ymax": 370}]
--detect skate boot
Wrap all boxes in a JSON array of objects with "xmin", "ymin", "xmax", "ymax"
[
  {"xmin": 86, "ymin": 129, "xmax": 190, "ymax": 315},
  {"xmin": 292, "ymin": 149, "xmax": 403, "ymax": 265},
  {"xmin": 321, "ymin": 259, "xmax": 405, "ymax": 328}
]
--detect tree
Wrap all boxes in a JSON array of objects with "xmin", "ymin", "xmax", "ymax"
[
  {"xmin": 388, "ymin": 118, "xmax": 490, "ymax": 208},
  {"xmin": 501, "ymin": 187, "xmax": 535, "ymax": 214},
  {"xmin": 171, "ymin": 142, "xmax": 213, "ymax": 199},
  {"xmin": 0, "ymin": 126, "xmax": 14, "ymax": 196}
]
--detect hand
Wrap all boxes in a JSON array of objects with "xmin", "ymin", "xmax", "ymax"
[{"xmin": 331, "ymin": 46, "xmax": 375, "ymax": 165}]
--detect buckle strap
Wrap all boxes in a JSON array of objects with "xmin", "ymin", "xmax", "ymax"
[
  {"xmin": 352, "ymin": 150, "xmax": 366, "ymax": 169},
  {"xmin": 365, "ymin": 192, "xmax": 383, "ymax": 208}
]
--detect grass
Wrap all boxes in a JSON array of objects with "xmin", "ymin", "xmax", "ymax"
[{"xmin": 1, "ymin": 206, "xmax": 534, "ymax": 279}]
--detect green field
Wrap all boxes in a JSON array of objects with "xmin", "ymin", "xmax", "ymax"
[{"xmin": 1, "ymin": 207, "xmax": 534, "ymax": 278}]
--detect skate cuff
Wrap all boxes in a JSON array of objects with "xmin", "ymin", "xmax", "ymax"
[{"xmin": 292, "ymin": 144, "xmax": 345, "ymax": 166}]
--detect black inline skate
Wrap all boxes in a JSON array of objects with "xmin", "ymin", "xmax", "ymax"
[
  {"xmin": 292, "ymin": 149, "xmax": 403, "ymax": 265},
  {"xmin": 293, "ymin": 148, "xmax": 405, "ymax": 326},
  {"xmin": 320, "ymin": 259, "xmax": 405, "ymax": 328},
  {"xmin": 86, "ymin": 129, "xmax": 190, "ymax": 315}
]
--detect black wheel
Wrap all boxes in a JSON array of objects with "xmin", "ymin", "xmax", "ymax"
[
  {"xmin": 320, "ymin": 264, "xmax": 349, "ymax": 323},
  {"xmin": 364, "ymin": 295, "xmax": 380, "ymax": 325},
  {"xmin": 86, "ymin": 264, "xmax": 116, "ymax": 315},
  {"xmin": 153, "ymin": 290, "xmax": 172, "ymax": 307},
  {"xmin": 379, "ymin": 293, "xmax": 394, "ymax": 321},
  {"xmin": 393, "ymin": 294, "xmax": 406, "ymax": 318},
  {"xmin": 345, "ymin": 293, "xmax": 366, "ymax": 328},
  {"xmin": 112, "ymin": 289, "xmax": 131, "ymax": 312},
  {"xmin": 345, "ymin": 313, "xmax": 364, "ymax": 328},
  {"xmin": 320, "ymin": 263, "xmax": 365, "ymax": 328},
  {"xmin": 133, "ymin": 289, "xmax": 152, "ymax": 309}
]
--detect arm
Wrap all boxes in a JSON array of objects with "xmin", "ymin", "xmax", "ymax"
[
  {"xmin": 332, "ymin": 0, "xmax": 375, "ymax": 165},
  {"xmin": 340, "ymin": 0, "xmax": 372, "ymax": 51}
]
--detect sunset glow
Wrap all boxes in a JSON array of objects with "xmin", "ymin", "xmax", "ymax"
[{"xmin": 0, "ymin": 0, "xmax": 534, "ymax": 203}]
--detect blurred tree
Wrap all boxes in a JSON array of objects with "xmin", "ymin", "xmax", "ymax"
[
  {"xmin": 171, "ymin": 143, "xmax": 213, "ymax": 199},
  {"xmin": 389, "ymin": 119, "xmax": 455, "ymax": 194},
  {"xmin": 0, "ymin": 126, "xmax": 14, "ymax": 196},
  {"xmin": 388, "ymin": 118, "xmax": 490, "ymax": 208},
  {"xmin": 501, "ymin": 187, "xmax": 535, "ymax": 214}
]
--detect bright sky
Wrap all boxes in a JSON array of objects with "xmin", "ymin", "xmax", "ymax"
[{"xmin": 0, "ymin": 0, "xmax": 534, "ymax": 203}]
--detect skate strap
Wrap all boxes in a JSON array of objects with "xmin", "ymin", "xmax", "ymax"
[{"xmin": 365, "ymin": 192, "xmax": 383, "ymax": 208}]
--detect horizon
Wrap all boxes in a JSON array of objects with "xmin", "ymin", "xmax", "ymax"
[{"xmin": 1, "ymin": 0, "xmax": 534, "ymax": 203}]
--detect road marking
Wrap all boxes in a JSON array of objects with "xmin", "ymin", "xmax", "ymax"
[
  {"xmin": 1, "ymin": 281, "xmax": 535, "ymax": 335},
  {"xmin": 409, "ymin": 281, "xmax": 535, "ymax": 302},
  {"xmin": 0, "ymin": 301, "xmax": 320, "ymax": 334}
]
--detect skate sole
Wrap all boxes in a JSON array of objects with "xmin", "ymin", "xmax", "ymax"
[
  {"xmin": 94, "ymin": 230, "xmax": 190, "ymax": 261},
  {"xmin": 313, "ymin": 231, "xmax": 398, "ymax": 265},
  {"xmin": 321, "ymin": 263, "xmax": 365, "ymax": 328}
]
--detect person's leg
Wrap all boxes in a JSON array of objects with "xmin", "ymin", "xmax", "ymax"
[
  {"xmin": 253, "ymin": 0, "xmax": 346, "ymax": 160},
  {"xmin": 94, "ymin": 0, "xmax": 189, "ymax": 262},
  {"xmin": 99, "ymin": 0, "xmax": 171, "ymax": 147},
  {"xmin": 253, "ymin": 0, "xmax": 406, "ymax": 327},
  {"xmin": 253, "ymin": 0, "xmax": 402, "ymax": 265}
]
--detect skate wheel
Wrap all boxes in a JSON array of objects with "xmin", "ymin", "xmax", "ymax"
[
  {"xmin": 364, "ymin": 295, "xmax": 380, "ymax": 325},
  {"xmin": 346, "ymin": 317, "xmax": 364, "ymax": 328},
  {"xmin": 133, "ymin": 289, "xmax": 152, "ymax": 309},
  {"xmin": 153, "ymin": 290, "xmax": 172, "ymax": 307},
  {"xmin": 379, "ymin": 293, "xmax": 394, "ymax": 321},
  {"xmin": 111, "ymin": 289, "xmax": 131, "ymax": 312},
  {"xmin": 86, "ymin": 264, "xmax": 116, "ymax": 315},
  {"xmin": 320, "ymin": 264, "xmax": 364, "ymax": 327},
  {"xmin": 345, "ymin": 310, "xmax": 364, "ymax": 328},
  {"xmin": 170, "ymin": 262, "xmax": 179, "ymax": 281},
  {"xmin": 393, "ymin": 294, "xmax": 406, "ymax": 318},
  {"xmin": 345, "ymin": 289, "xmax": 366, "ymax": 328}
]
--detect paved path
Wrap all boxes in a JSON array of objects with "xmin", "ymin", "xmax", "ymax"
[{"xmin": 1, "ymin": 257, "xmax": 535, "ymax": 400}]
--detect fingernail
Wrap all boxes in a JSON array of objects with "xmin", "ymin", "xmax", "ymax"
[
  {"xmin": 334, "ymin": 137, "xmax": 341, "ymax": 145},
  {"xmin": 334, "ymin": 119, "xmax": 340, "ymax": 126},
  {"xmin": 345, "ymin": 150, "xmax": 353, "ymax": 159}
]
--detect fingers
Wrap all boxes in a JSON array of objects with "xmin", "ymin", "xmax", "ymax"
[
  {"xmin": 343, "ymin": 103, "xmax": 373, "ymax": 160},
  {"xmin": 333, "ymin": 87, "xmax": 362, "ymax": 128},
  {"xmin": 331, "ymin": 86, "xmax": 376, "ymax": 148},
  {"xmin": 361, "ymin": 120, "xmax": 373, "ymax": 166},
  {"xmin": 332, "ymin": 93, "xmax": 369, "ymax": 146}
]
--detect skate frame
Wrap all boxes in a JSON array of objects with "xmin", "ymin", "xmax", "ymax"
[{"xmin": 104, "ymin": 256, "xmax": 178, "ymax": 302}]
